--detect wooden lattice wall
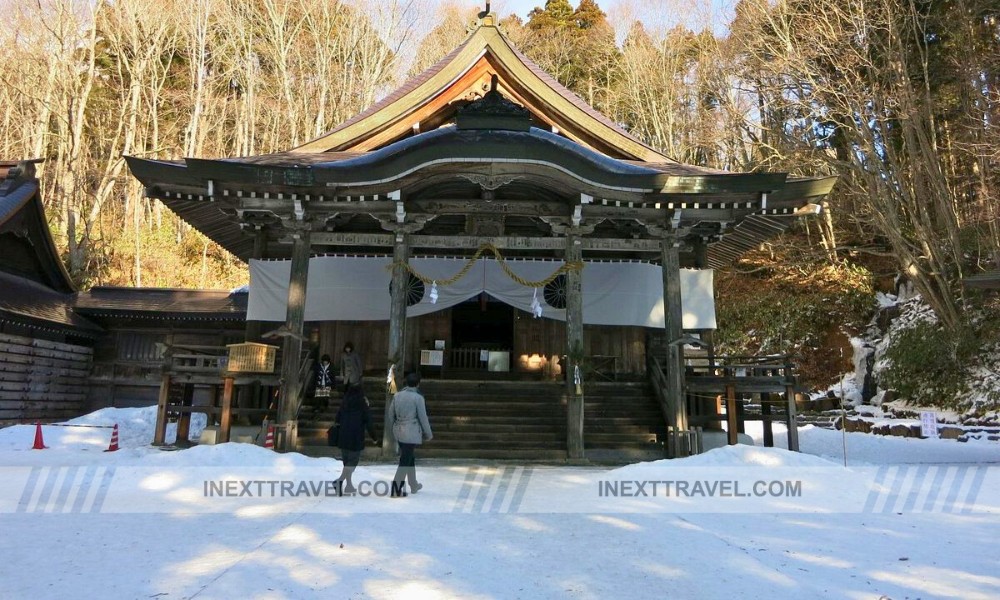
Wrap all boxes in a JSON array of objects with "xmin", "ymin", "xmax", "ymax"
[{"xmin": 0, "ymin": 332, "xmax": 93, "ymax": 423}]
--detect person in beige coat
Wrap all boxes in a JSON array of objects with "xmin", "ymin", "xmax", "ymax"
[
  {"xmin": 340, "ymin": 342, "xmax": 363, "ymax": 391},
  {"xmin": 387, "ymin": 372, "xmax": 432, "ymax": 497}
]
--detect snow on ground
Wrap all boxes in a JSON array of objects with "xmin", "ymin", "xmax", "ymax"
[
  {"xmin": 0, "ymin": 406, "xmax": 207, "ymax": 453},
  {"xmin": 744, "ymin": 421, "xmax": 1000, "ymax": 465},
  {"xmin": 2, "ymin": 408, "xmax": 1000, "ymax": 599}
]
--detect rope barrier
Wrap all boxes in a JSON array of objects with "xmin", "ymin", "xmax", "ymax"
[
  {"xmin": 389, "ymin": 243, "xmax": 583, "ymax": 288},
  {"xmin": 42, "ymin": 423, "xmax": 115, "ymax": 429}
]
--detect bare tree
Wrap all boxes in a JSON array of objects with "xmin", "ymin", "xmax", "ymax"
[{"xmin": 732, "ymin": 0, "xmax": 999, "ymax": 329}]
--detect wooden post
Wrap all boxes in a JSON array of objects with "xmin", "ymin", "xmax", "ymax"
[
  {"xmin": 219, "ymin": 376, "xmax": 235, "ymax": 443},
  {"xmin": 565, "ymin": 232, "xmax": 585, "ymax": 459},
  {"xmin": 661, "ymin": 235, "xmax": 687, "ymax": 456},
  {"xmin": 152, "ymin": 374, "xmax": 170, "ymax": 446},
  {"xmin": 244, "ymin": 226, "xmax": 267, "ymax": 343},
  {"xmin": 735, "ymin": 393, "xmax": 746, "ymax": 434},
  {"xmin": 786, "ymin": 384, "xmax": 800, "ymax": 451},
  {"xmin": 278, "ymin": 228, "xmax": 311, "ymax": 451},
  {"xmin": 383, "ymin": 233, "xmax": 409, "ymax": 455},
  {"xmin": 761, "ymin": 392, "xmax": 774, "ymax": 447},
  {"xmin": 693, "ymin": 237, "xmax": 709, "ymax": 270},
  {"xmin": 725, "ymin": 383, "xmax": 738, "ymax": 446},
  {"xmin": 175, "ymin": 383, "xmax": 194, "ymax": 445}
]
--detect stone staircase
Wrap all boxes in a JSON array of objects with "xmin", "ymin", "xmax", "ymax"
[{"xmin": 296, "ymin": 378, "xmax": 667, "ymax": 462}]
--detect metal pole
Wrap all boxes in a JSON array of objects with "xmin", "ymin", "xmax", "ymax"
[{"xmin": 839, "ymin": 348, "xmax": 848, "ymax": 467}]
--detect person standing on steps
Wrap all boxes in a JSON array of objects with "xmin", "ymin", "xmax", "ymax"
[
  {"xmin": 387, "ymin": 372, "xmax": 432, "ymax": 497},
  {"xmin": 334, "ymin": 382, "xmax": 378, "ymax": 495},
  {"xmin": 340, "ymin": 342, "xmax": 363, "ymax": 391},
  {"xmin": 312, "ymin": 354, "xmax": 334, "ymax": 412}
]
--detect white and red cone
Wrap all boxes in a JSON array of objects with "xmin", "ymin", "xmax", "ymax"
[
  {"xmin": 104, "ymin": 423, "xmax": 120, "ymax": 452},
  {"xmin": 263, "ymin": 425, "xmax": 275, "ymax": 449}
]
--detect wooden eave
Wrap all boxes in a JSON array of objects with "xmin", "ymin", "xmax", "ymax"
[
  {"xmin": 171, "ymin": 128, "xmax": 784, "ymax": 199},
  {"xmin": 291, "ymin": 22, "xmax": 669, "ymax": 162},
  {"xmin": 0, "ymin": 166, "xmax": 77, "ymax": 294},
  {"xmin": 126, "ymin": 130, "xmax": 837, "ymax": 266}
]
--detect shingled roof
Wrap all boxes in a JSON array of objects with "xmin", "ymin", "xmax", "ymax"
[
  {"xmin": 75, "ymin": 287, "xmax": 248, "ymax": 321},
  {"xmin": 292, "ymin": 13, "xmax": 669, "ymax": 162},
  {"xmin": 0, "ymin": 271, "xmax": 101, "ymax": 333},
  {"xmin": 0, "ymin": 161, "xmax": 100, "ymax": 335}
]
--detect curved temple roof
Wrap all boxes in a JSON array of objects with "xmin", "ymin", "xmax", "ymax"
[{"xmin": 124, "ymin": 12, "xmax": 837, "ymax": 269}]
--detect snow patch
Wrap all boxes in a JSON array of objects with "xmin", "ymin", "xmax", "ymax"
[{"xmin": 0, "ymin": 406, "xmax": 204, "ymax": 452}]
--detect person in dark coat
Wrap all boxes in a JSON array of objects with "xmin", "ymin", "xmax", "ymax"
[
  {"xmin": 387, "ymin": 371, "xmax": 432, "ymax": 497},
  {"xmin": 335, "ymin": 383, "xmax": 378, "ymax": 495},
  {"xmin": 311, "ymin": 354, "xmax": 335, "ymax": 411}
]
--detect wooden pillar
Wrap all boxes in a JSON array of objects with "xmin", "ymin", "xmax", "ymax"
[
  {"xmin": 244, "ymin": 226, "xmax": 268, "ymax": 343},
  {"xmin": 761, "ymin": 392, "xmax": 774, "ymax": 448},
  {"xmin": 735, "ymin": 394, "xmax": 746, "ymax": 434},
  {"xmin": 786, "ymin": 384, "xmax": 800, "ymax": 451},
  {"xmin": 693, "ymin": 237, "xmax": 709, "ymax": 270},
  {"xmin": 218, "ymin": 376, "xmax": 235, "ymax": 443},
  {"xmin": 725, "ymin": 383, "xmax": 738, "ymax": 446},
  {"xmin": 277, "ymin": 228, "xmax": 311, "ymax": 451},
  {"xmin": 383, "ymin": 233, "xmax": 409, "ymax": 455},
  {"xmin": 175, "ymin": 383, "xmax": 194, "ymax": 445},
  {"xmin": 565, "ymin": 232, "xmax": 585, "ymax": 459},
  {"xmin": 662, "ymin": 235, "xmax": 688, "ymax": 456},
  {"xmin": 152, "ymin": 374, "xmax": 171, "ymax": 446}
]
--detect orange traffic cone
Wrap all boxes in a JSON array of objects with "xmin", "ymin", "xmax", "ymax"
[
  {"xmin": 263, "ymin": 425, "xmax": 275, "ymax": 449},
  {"xmin": 32, "ymin": 422, "xmax": 47, "ymax": 450},
  {"xmin": 104, "ymin": 423, "xmax": 120, "ymax": 452}
]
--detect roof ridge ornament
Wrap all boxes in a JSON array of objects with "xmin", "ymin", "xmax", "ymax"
[
  {"xmin": 471, "ymin": 2, "xmax": 497, "ymax": 31},
  {"xmin": 456, "ymin": 76, "xmax": 531, "ymax": 131}
]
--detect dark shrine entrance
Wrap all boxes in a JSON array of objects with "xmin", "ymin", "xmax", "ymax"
[
  {"xmin": 448, "ymin": 294, "xmax": 514, "ymax": 374},
  {"xmin": 451, "ymin": 294, "xmax": 514, "ymax": 350}
]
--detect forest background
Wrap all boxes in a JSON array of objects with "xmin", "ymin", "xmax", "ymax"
[{"xmin": 0, "ymin": 0, "xmax": 997, "ymax": 400}]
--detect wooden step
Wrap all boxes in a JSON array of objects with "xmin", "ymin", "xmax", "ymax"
[{"xmin": 295, "ymin": 376, "xmax": 667, "ymax": 460}]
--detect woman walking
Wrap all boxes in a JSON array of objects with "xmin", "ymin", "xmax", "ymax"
[
  {"xmin": 387, "ymin": 372, "xmax": 432, "ymax": 497},
  {"xmin": 334, "ymin": 383, "xmax": 378, "ymax": 495}
]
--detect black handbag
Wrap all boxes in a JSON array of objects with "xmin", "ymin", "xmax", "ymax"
[{"xmin": 327, "ymin": 424, "xmax": 340, "ymax": 446}]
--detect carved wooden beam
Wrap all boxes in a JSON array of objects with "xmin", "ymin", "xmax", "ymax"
[
  {"xmin": 410, "ymin": 198, "xmax": 568, "ymax": 217},
  {"xmin": 303, "ymin": 232, "xmax": 668, "ymax": 252}
]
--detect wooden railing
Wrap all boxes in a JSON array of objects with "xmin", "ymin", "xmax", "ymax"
[
  {"xmin": 448, "ymin": 348, "xmax": 486, "ymax": 370},
  {"xmin": 163, "ymin": 344, "xmax": 228, "ymax": 374},
  {"xmin": 666, "ymin": 353, "xmax": 800, "ymax": 452},
  {"xmin": 684, "ymin": 354, "xmax": 795, "ymax": 381},
  {"xmin": 649, "ymin": 356, "xmax": 674, "ymax": 430},
  {"xmin": 446, "ymin": 347, "xmax": 510, "ymax": 371},
  {"xmin": 648, "ymin": 356, "xmax": 700, "ymax": 457}
]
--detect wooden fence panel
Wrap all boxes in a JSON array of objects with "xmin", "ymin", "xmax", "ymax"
[{"xmin": 0, "ymin": 332, "xmax": 93, "ymax": 423}]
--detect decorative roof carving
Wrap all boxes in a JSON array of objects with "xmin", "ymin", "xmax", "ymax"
[
  {"xmin": 456, "ymin": 76, "xmax": 531, "ymax": 131},
  {"xmin": 458, "ymin": 173, "xmax": 523, "ymax": 191}
]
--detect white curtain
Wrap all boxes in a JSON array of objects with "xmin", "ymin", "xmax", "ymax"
[{"xmin": 247, "ymin": 256, "xmax": 715, "ymax": 329}]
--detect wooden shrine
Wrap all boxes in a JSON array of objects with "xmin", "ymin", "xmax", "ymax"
[{"xmin": 126, "ymin": 11, "xmax": 835, "ymax": 458}]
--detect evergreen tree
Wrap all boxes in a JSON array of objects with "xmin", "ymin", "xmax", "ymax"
[
  {"xmin": 527, "ymin": 0, "xmax": 575, "ymax": 30},
  {"xmin": 573, "ymin": 0, "xmax": 605, "ymax": 29}
]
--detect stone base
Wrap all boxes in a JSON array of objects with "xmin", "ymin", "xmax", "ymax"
[
  {"xmin": 701, "ymin": 429, "xmax": 756, "ymax": 452},
  {"xmin": 198, "ymin": 425, "xmax": 262, "ymax": 445}
]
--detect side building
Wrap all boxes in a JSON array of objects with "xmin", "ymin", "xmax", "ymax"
[
  {"xmin": 0, "ymin": 160, "xmax": 248, "ymax": 424},
  {"xmin": 0, "ymin": 161, "xmax": 101, "ymax": 423}
]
